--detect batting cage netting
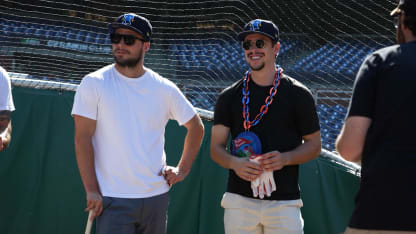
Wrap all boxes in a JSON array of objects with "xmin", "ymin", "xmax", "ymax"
[{"xmin": 0, "ymin": 0, "xmax": 396, "ymax": 151}]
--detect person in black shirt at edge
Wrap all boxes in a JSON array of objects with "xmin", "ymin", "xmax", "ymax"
[
  {"xmin": 210, "ymin": 19, "xmax": 321, "ymax": 234},
  {"xmin": 336, "ymin": 0, "xmax": 416, "ymax": 233}
]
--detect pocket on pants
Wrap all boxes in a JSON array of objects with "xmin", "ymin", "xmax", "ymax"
[
  {"xmin": 102, "ymin": 196, "xmax": 113, "ymax": 210},
  {"xmin": 220, "ymin": 192, "xmax": 247, "ymax": 209},
  {"xmin": 221, "ymin": 192, "xmax": 238, "ymax": 209},
  {"xmin": 283, "ymin": 199, "xmax": 303, "ymax": 208}
]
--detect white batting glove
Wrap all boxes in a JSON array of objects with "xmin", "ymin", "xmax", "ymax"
[
  {"xmin": 251, "ymin": 176, "xmax": 260, "ymax": 198},
  {"xmin": 258, "ymin": 178, "xmax": 265, "ymax": 199},
  {"xmin": 249, "ymin": 155, "xmax": 263, "ymax": 198},
  {"xmin": 260, "ymin": 170, "xmax": 276, "ymax": 198},
  {"xmin": 249, "ymin": 155, "xmax": 277, "ymax": 199}
]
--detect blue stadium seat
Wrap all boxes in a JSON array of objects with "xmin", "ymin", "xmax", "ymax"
[
  {"xmin": 95, "ymin": 33, "xmax": 106, "ymax": 44},
  {"xmin": 45, "ymin": 26, "xmax": 58, "ymax": 39},
  {"xmin": 33, "ymin": 27, "xmax": 45, "ymax": 38},
  {"xmin": 0, "ymin": 23, "xmax": 10, "ymax": 36},
  {"xmin": 104, "ymin": 36, "xmax": 111, "ymax": 45},
  {"xmin": 171, "ymin": 44, "xmax": 178, "ymax": 52},
  {"xmin": 55, "ymin": 27, "xmax": 68, "ymax": 40},
  {"xmin": 85, "ymin": 32, "xmax": 97, "ymax": 43},
  {"xmin": 24, "ymin": 25, "xmax": 36, "ymax": 36},
  {"xmin": 76, "ymin": 30, "xmax": 86, "ymax": 42},
  {"xmin": 66, "ymin": 29, "xmax": 77, "ymax": 41}
]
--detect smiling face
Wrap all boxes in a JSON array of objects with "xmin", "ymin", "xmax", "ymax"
[{"xmin": 242, "ymin": 33, "xmax": 280, "ymax": 71}]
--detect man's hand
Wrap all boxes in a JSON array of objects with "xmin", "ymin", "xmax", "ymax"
[
  {"xmin": 0, "ymin": 112, "xmax": 11, "ymax": 152},
  {"xmin": 249, "ymin": 155, "xmax": 277, "ymax": 198},
  {"xmin": 231, "ymin": 157, "xmax": 263, "ymax": 182},
  {"xmin": 259, "ymin": 150, "xmax": 288, "ymax": 171},
  {"xmin": 0, "ymin": 136, "xmax": 3, "ymax": 151},
  {"xmin": 85, "ymin": 191, "xmax": 103, "ymax": 220},
  {"xmin": 160, "ymin": 166, "xmax": 188, "ymax": 186},
  {"xmin": 0, "ymin": 131, "xmax": 8, "ymax": 152}
]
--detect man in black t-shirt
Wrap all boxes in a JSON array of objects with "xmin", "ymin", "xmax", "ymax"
[
  {"xmin": 336, "ymin": 0, "xmax": 416, "ymax": 233},
  {"xmin": 210, "ymin": 19, "xmax": 321, "ymax": 234}
]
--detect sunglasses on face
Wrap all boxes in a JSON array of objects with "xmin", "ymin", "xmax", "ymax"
[
  {"xmin": 110, "ymin": 33, "xmax": 145, "ymax": 46},
  {"xmin": 242, "ymin": 39, "xmax": 265, "ymax": 50}
]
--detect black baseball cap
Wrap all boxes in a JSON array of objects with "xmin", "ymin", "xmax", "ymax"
[
  {"xmin": 237, "ymin": 19, "xmax": 279, "ymax": 42},
  {"xmin": 108, "ymin": 13, "xmax": 152, "ymax": 42},
  {"xmin": 391, "ymin": 0, "xmax": 416, "ymax": 17}
]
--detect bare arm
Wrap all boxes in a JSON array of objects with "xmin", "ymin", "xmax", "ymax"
[
  {"xmin": 210, "ymin": 124, "xmax": 262, "ymax": 181},
  {"xmin": 336, "ymin": 116, "xmax": 371, "ymax": 162},
  {"xmin": 260, "ymin": 130, "xmax": 321, "ymax": 171},
  {"xmin": 73, "ymin": 115, "xmax": 102, "ymax": 219},
  {"xmin": 0, "ymin": 110, "xmax": 12, "ymax": 151},
  {"xmin": 163, "ymin": 114, "xmax": 204, "ymax": 186}
]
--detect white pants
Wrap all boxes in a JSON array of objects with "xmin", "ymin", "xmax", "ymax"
[{"xmin": 221, "ymin": 192, "xmax": 304, "ymax": 234}]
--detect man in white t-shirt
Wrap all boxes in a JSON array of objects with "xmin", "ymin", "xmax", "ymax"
[
  {"xmin": 71, "ymin": 13, "xmax": 204, "ymax": 234},
  {"xmin": 0, "ymin": 66, "xmax": 15, "ymax": 152}
]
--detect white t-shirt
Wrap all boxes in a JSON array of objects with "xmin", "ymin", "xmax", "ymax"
[
  {"xmin": 0, "ymin": 66, "xmax": 15, "ymax": 112},
  {"xmin": 71, "ymin": 64, "xmax": 196, "ymax": 198}
]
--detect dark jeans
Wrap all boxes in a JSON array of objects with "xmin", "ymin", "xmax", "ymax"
[{"xmin": 96, "ymin": 192, "xmax": 169, "ymax": 234}]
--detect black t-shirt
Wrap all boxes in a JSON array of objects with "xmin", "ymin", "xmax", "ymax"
[
  {"xmin": 214, "ymin": 74, "xmax": 320, "ymax": 200},
  {"xmin": 347, "ymin": 41, "xmax": 416, "ymax": 231}
]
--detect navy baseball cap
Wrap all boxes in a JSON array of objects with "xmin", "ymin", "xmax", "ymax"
[
  {"xmin": 391, "ymin": 0, "xmax": 416, "ymax": 16},
  {"xmin": 108, "ymin": 13, "xmax": 152, "ymax": 42},
  {"xmin": 237, "ymin": 19, "xmax": 279, "ymax": 42}
]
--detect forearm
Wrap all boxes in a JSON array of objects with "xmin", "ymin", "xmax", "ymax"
[
  {"xmin": 336, "ymin": 117, "xmax": 371, "ymax": 162},
  {"xmin": 283, "ymin": 134, "xmax": 321, "ymax": 166},
  {"xmin": 210, "ymin": 144, "xmax": 238, "ymax": 170},
  {"xmin": 74, "ymin": 138, "xmax": 100, "ymax": 193},
  {"xmin": 177, "ymin": 121, "xmax": 204, "ymax": 175},
  {"xmin": 336, "ymin": 128, "xmax": 363, "ymax": 162},
  {"xmin": 210, "ymin": 124, "xmax": 242, "ymax": 171}
]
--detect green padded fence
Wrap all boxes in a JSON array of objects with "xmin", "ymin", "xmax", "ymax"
[{"xmin": 0, "ymin": 86, "xmax": 360, "ymax": 234}]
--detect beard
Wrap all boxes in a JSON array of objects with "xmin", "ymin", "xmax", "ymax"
[
  {"xmin": 249, "ymin": 63, "xmax": 265, "ymax": 71},
  {"xmin": 114, "ymin": 47, "xmax": 143, "ymax": 68},
  {"xmin": 246, "ymin": 52, "xmax": 265, "ymax": 71}
]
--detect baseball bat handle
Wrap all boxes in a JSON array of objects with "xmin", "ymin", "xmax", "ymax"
[{"xmin": 85, "ymin": 210, "xmax": 93, "ymax": 234}]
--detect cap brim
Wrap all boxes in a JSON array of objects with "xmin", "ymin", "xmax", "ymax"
[
  {"xmin": 237, "ymin": 31, "xmax": 251, "ymax": 41},
  {"xmin": 108, "ymin": 23, "xmax": 147, "ymax": 41},
  {"xmin": 237, "ymin": 31, "xmax": 275, "ymax": 41},
  {"xmin": 390, "ymin": 6, "xmax": 401, "ymax": 16}
]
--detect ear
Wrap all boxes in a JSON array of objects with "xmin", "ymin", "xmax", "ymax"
[
  {"xmin": 143, "ymin": 42, "xmax": 150, "ymax": 52},
  {"xmin": 274, "ymin": 42, "xmax": 281, "ymax": 57}
]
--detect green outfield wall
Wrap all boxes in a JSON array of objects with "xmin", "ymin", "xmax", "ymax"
[{"xmin": 0, "ymin": 87, "xmax": 360, "ymax": 234}]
